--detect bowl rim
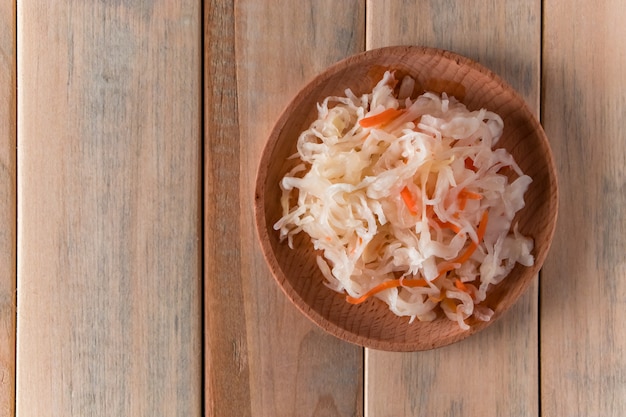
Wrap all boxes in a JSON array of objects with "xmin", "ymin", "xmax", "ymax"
[{"xmin": 253, "ymin": 45, "xmax": 558, "ymax": 351}]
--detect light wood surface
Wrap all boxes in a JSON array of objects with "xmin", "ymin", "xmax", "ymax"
[
  {"xmin": 541, "ymin": 1, "xmax": 626, "ymax": 416},
  {"xmin": 8, "ymin": 0, "xmax": 626, "ymax": 416},
  {"xmin": 0, "ymin": 1, "xmax": 16, "ymax": 416},
  {"xmin": 16, "ymin": 2, "xmax": 202, "ymax": 416}
]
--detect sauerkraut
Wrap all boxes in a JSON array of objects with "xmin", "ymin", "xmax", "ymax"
[{"xmin": 274, "ymin": 71, "xmax": 534, "ymax": 329}]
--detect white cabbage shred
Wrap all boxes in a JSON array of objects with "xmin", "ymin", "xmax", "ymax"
[{"xmin": 274, "ymin": 71, "xmax": 534, "ymax": 330}]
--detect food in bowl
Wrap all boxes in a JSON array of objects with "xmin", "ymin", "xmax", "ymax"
[{"xmin": 273, "ymin": 70, "xmax": 534, "ymax": 330}]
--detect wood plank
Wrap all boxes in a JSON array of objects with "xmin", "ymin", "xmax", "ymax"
[
  {"xmin": 364, "ymin": 1, "xmax": 541, "ymax": 416},
  {"xmin": 0, "ymin": 1, "xmax": 16, "ymax": 416},
  {"xmin": 16, "ymin": 2, "xmax": 202, "ymax": 416},
  {"xmin": 233, "ymin": 1, "xmax": 365, "ymax": 416},
  {"xmin": 204, "ymin": 1, "xmax": 251, "ymax": 416},
  {"xmin": 541, "ymin": 1, "xmax": 626, "ymax": 415}
]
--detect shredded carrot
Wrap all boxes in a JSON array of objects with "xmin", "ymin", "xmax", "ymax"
[
  {"xmin": 454, "ymin": 279, "xmax": 468, "ymax": 292},
  {"xmin": 435, "ymin": 220, "xmax": 463, "ymax": 234},
  {"xmin": 346, "ymin": 211, "xmax": 488, "ymax": 306},
  {"xmin": 403, "ymin": 278, "xmax": 429, "ymax": 288},
  {"xmin": 452, "ymin": 209, "xmax": 489, "ymax": 264},
  {"xmin": 359, "ymin": 108, "xmax": 405, "ymax": 128},
  {"xmin": 435, "ymin": 262, "xmax": 457, "ymax": 279},
  {"xmin": 346, "ymin": 280, "xmax": 400, "ymax": 304},
  {"xmin": 454, "ymin": 279, "xmax": 478, "ymax": 301},
  {"xmin": 346, "ymin": 277, "xmax": 428, "ymax": 305},
  {"xmin": 425, "ymin": 205, "xmax": 461, "ymax": 233},
  {"xmin": 457, "ymin": 188, "xmax": 482, "ymax": 211},
  {"xmin": 459, "ymin": 189, "xmax": 483, "ymax": 200},
  {"xmin": 400, "ymin": 186, "xmax": 419, "ymax": 215},
  {"xmin": 475, "ymin": 209, "xmax": 490, "ymax": 241}
]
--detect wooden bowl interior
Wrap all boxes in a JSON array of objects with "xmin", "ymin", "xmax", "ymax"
[{"xmin": 255, "ymin": 46, "xmax": 558, "ymax": 351}]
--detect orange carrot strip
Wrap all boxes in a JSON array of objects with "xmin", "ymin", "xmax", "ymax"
[
  {"xmin": 475, "ymin": 210, "xmax": 490, "ymax": 241},
  {"xmin": 458, "ymin": 196, "xmax": 467, "ymax": 211},
  {"xmin": 426, "ymin": 205, "xmax": 460, "ymax": 233},
  {"xmin": 346, "ymin": 280, "xmax": 402, "ymax": 304},
  {"xmin": 346, "ymin": 277, "xmax": 428, "ymax": 305},
  {"xmin": 459, "ymin": 189, "xmax": 483, "ymax": 200},
  {"xmin": 457, "ymin": 188, "xmax": 483, "ymax": 211},
  {"xmin": 403, "ymin": 278, "xmax": 429, "ymax": 288},
  {"xmin": 454, "ymin": 279, "xmax": 468, "ymax": 292},
  {"xmin": 454, "ymin": 280, "xmax": 477, "ymax": 300},
  {"xmin": 345, "ymin": 211, "xmax": 488, "ymax": 306},
  {"xmin": 432, "ymin": 212, "xmax": 488, "ymax": 284},
  {"xmin": 400, "ymin": 186, "xmax": 419, "ymax": 215},
  {"xmin": 359, "ymin": 108, "xmax": 405, "ymax": 128},
  {"xmin": 435, "ymin": 262, "xmax": 457, "ymax": 279},
  {"xmin": 452, "ymin": 210, "xmax": 489, "ymax": 265},
  {"xmin": 435, "ymin": 220, "xmax": 463, "ymax": 234}
]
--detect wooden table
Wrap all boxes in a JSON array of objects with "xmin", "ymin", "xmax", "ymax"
[{"xmin": 2, "ymin": 1, "xmax": 625, "ymax": 416}]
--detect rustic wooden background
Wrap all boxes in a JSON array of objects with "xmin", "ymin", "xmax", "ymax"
[{"xmin": 2, "ymin": 0, "xmax": 625, "ymax": 416}]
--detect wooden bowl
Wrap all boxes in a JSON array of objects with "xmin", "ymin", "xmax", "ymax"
[{"xmin": 254, "ymin": 46, "xmax": 558, "ymax": 351}]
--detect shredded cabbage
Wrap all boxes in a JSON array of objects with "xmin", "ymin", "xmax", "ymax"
[{"xmin": 274, "ymin": 71, "xmax": 534, "ymax": 329}]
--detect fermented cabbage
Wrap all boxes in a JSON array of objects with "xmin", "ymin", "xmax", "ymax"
[{"xmin": 274, "ymin": 71, "xmax": 534, "ymax": 329}]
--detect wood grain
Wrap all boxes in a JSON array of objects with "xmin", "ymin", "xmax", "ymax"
[
  {"xmin": 234, "ymin": 1, "xmax": 365, "ymax": 416},
  {"xmin": 204, "ymin": 1, "xmax": 251, "ymax": 416},
  {"xmin": 12, "ymin": 1, "xmax": 624, "ymax": 415},
  {"xmin": 541, "ymin": 1, "xmax": 626, "ymax": 415},
  {"xmin": 0, "ymin": 1, "xmax": 16, "ymax": 416},
  {"xmin": 16, "ymin": 2, "xmax": 202, "ymax": 416},
  {"xmin": 365, "ymin": 1, "xmax": 541, "ymax": 415}
]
